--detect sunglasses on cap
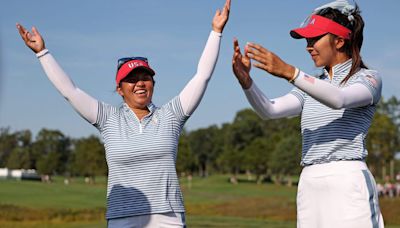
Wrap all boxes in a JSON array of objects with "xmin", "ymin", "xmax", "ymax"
[{"xmin": 117, "ymin": 57, "xmax": 149, "ymax": 70}]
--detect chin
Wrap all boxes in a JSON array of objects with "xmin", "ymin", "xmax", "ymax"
[{"xmin": 313, "ymin": 61, "xmax": 324, "ymax": 68}]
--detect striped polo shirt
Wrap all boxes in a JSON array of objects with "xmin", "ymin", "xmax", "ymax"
[
  {"xmin": 94, "ymin": 96, "xmax": 188, "ymax": 219},
  {"xmin": 290, "ymin": 59, "xmax": 382, "ymax": 166}
]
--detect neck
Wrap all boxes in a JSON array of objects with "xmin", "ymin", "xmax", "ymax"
[
  {"xmin": 133, "ymin": 108, "xmax": 150, "ymax": 120},
  {"xmin": 126, "ymin": 104, "xmax": 150, "ymax": 120},
  {"xmin": 327, "ymin": 54, "xmax": 351, "ymax": 78}
]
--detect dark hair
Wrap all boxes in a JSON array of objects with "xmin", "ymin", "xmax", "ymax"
[{"xmin": 316, "ymin": 5, "xmax": 367, "ymax": 84}]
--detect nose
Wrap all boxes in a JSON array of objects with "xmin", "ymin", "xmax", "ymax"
[{"xmin": 135, "ymin": 79, "xmax": 145, "ymax": 86}]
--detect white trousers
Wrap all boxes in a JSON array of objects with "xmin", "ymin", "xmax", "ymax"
[
  {"xmin": 297, "ymin": 161, "xmax": 384, "ymax": 228},
  {"xmin": 108, "ymin": 212, "xmax": 185, "ymax": 228}
]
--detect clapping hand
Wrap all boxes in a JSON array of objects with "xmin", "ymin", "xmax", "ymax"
[
  {"xmin": 232, "ymin": 38, "xmax": 252, "ymax": 89},
  {"xmin": 246, "ymin": 42, "xmax": 295, "ymax": 81}
]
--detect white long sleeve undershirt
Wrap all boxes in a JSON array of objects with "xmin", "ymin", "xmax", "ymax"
[
  {"xmin": 37, "ymin": 49, "xmax": 99, "ymax": 124},
  {"xmin": 244, "ymin": 71, "xmax": 375, "ymax": 120},
  {"xmin": 36, "ymin": 30, "xmax": 221, "ymax": 123},
  {"xmin": 244, "ymin": 83, "xmax": 302, "ymax": 119},
  {"xmin": 292, "ymin": 71, "xmax": 374, "ymax": 109},
  {"xmin": 179, "ymin": 31, "xmax": 221, "ymax": 116}
]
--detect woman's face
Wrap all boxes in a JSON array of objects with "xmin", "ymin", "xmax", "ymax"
[
  {"xmin": 306, "ymin": 33, "xmax": 344, "ymax": 68},
  {"xmin": 117, "ymin": 70, "xmax": 154, "ymax": 109}
]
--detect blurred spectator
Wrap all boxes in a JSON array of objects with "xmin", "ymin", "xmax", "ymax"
[
  {"xmin": 377, "ymin": 183, "xmax": 384, "ymax": 197},
  {"xmin": 396, "ymin": 173, "xmax": 400, "ymax": 197}
]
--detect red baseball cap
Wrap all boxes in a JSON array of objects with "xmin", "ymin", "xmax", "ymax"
[
  {"xmin": 290, "ymin": 14, "xmax": 351, "ymax": 39},
  {"xmin": 116, "ymin": 59, "xmax": 155, "ymax": 85}
]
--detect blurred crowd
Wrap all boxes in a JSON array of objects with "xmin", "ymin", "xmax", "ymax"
[{"xmin": 377, "ymin": 173, "xmax": 400, "ymax": 198}]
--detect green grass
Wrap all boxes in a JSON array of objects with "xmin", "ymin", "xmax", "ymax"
[
  {"xmin": 188, "ymin": 215, "xmax": 296, "ymax": 227},
  {"xmin": 0, "ymin": 221, "xmax": 106, "ymax": 228},
  {"xmin": 0, "ymin": 175, "xmax": 399, "ymax": 227},
  {"xmin": 0, "ymin": 177, "xmax": 106, "ymax": 209}
]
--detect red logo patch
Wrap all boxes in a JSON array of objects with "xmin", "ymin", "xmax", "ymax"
[
  {"xmin": 304, "ymin": 75, "xmax": 315, "ymax": 84},
  {"xmin": 365, "ymin": 75, "xmax": 377, "ymax": 88}
]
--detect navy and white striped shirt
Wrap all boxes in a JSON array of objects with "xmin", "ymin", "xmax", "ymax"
[
  {"xmin": 94, "ymin": 97, "xmax": 188, "ymax": 219},
  {"xmin": 290, "ymin": 60, "xmax": 382, "ymax": 166}
]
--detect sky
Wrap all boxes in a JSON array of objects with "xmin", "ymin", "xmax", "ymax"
[{"xmin": 1, "ymin": 0, "xmax": 400, "ymax": 139}]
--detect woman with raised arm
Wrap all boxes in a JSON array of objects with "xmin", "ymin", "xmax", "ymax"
[
  {"xmin": 17, "ymin": 0, "xmax": 230, "ymax": 227},
  {"xmin": 232, "ymin": 0, "xmax": 383, "ymax": 227}
]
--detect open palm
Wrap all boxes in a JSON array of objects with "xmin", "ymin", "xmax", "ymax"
[
  {"xmin": 212, "ymin": 0, "xmax": 231, "ymax": 33},
  {"xmin": 16, "ymin": 23, "xmax": 45, "ymax": 53},
  {"xmin": 232, "ymin": 38, "xmax": 252, "ymax": 89}
]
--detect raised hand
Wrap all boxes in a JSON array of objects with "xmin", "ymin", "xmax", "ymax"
[
  {"xmin": 232, "ymin": 38, "xmax": 252, "ymax": 89},
  {"xmin": 212, "ymin": 0, "xmax": 231, "ymax": 33},
  {"xmin": 16, "ymin": 23, "xmax": 45, "ymax": 53},
  {"xmin": 246, "ymin": 42, "xmax": 295, "ymax": 81}
]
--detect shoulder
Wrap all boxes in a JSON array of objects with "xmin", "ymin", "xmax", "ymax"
[
  {"xmin": 352, "ymin": 68, "xmax": 383, "ymax": 105},
  {"xmin": 356, "ymin": 68, "xmax": 382, "ymax": 87},
  {"xmin": 357, "ymin": 68, "xmax": 380, "ymax": 78}
]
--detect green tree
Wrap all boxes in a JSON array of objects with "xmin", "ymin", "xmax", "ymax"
[
  {"xmin": 367, "ymin": 111, "xmax": 397, "ymax": 178},
  {"xmin": 242, "ymin": 137, "xmax": 272, "ymax": 184},
  {"xmin": 70, "ymin": 135, "xmax": 106, "ymax": 183},
  {"xmin": 189, "ymin": 125, "xmax": 222, "ymax": 177},
  {"xmin": 0, "ymin": 128, "xmax": 18, "ymax": 167},
  {"xmin": 6, "ymin": 147, "xmax": 31, "ymax": 169},
  {"xmin": 177, "ymin": 129, "xmax": 197, "ymax": 176},
  {"xmin": 269, "ymin": 133, "xmax": 302, "ymax": 186},
  {"xmin": 219, "ymin": 109, "xmax": 264, "ymax": 183},
  {"xmin": 4, "ymin": 129, "xmax": 32, "ymax": 169},
  {"xmin": 32, "ymin": 129, "xmax": 71, "ymax": 177}
]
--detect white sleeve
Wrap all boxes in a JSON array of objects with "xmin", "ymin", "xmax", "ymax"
[
  {"xmin": 36, "ymin": 49, "xmax": 98, "ymax": 124},
  {"xmin": 292, "ymin": 70, "xmax": 380, "ymax": 109},
  {"xmin": 179, "ymin": 31, "xmax": 221, "ymax": 116},
  {"xmin": 244, "ymin": 82, "xmax": 302, "ymax": 119}
]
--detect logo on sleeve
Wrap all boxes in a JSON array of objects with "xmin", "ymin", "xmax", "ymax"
[
  {"xmin": 365, "ymin": 75, "xmax": 378, "ymax": 88},
  {"xmin": 304, "ymin": 75, "xmax": 315, "ymax": 84}
]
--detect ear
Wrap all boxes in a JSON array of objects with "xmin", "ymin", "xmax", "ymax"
[
  {"xmin": 335, "ymin": 37, "xmax": 346, "ymax": 50},
  {"xmin": 116, "ymin": 85, "xmax": 124, "ymax": 97}
]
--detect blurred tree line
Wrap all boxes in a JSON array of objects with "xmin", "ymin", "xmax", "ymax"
[{"xmin": 1, "ymin": 96, "xmax": 399, "ymax": 183}]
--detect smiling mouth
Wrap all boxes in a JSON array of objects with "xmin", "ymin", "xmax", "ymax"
[{"xmin": 134, "ymin": 89, "xmax": 147, "ymax": 94}]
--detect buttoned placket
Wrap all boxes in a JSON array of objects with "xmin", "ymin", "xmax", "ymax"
[{"xmin": 124, "ymin": 103, "xmax": 156, "ymax": 134}]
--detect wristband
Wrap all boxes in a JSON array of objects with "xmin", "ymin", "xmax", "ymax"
[
  {"xmin": 289, "ymin": 67, "xmax": 300, "ymax": 84},
  {"xmin": 36, "ymin": 49, "xmax": 49, "ymax": 59}
]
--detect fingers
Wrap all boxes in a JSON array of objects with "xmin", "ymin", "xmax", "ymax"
[
  {"xmin": 223, "ymin": 0, "xmax": 231, "ymax": 14},
  {"xmin": 248, "ymin": 51, "xmax": 267, "ymax": 65},
  {"xmin": 215, "ymin": 9, "xmax": 221, "ymax": 17},
  {"xmin": 233, "ymin": 38, "xmax": 240, "ymax": 53},
  {"xmin": 225, "ymin": 0, "xmax": 231, "ymax": 10},
  {"xmin": 32, "ymin": 26, "xmax": 40, "ymax": 37},
  {"xmin": 247, "ymin": 42, "xmax": 264, "ymax": 50},
  {"xmin": 246, "ymin": 42, "xmax": 269, "ymax": 55},
  {"xmin": 232, "ymin": 39, "xmax": 241, "ymax": 64},
  {"xmin": 244, "ymin": 42, "xmax": 270, "ymax": 71},
  {"xmin": 216, "ymin": 0, "xmax": 230, "ymax": 18},
  {"xmin": 16, "ymin": 23, "xmax": 26, "ymax": 34},
  {"xmin": 253, "ymin": 62, "xmax": 267, "ymax": 71},
  {"xmin": 245, "ymin": 42, "xmax": 271, "ymax": 64},
  {"xmin": 16, "ymin": 23, "xmax": 29, "ymax": 41}
]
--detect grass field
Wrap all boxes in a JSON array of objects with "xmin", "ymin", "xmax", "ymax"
[{"xmin": 0, "ymin": 175, "xmax": 399, "ymax": 227}]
